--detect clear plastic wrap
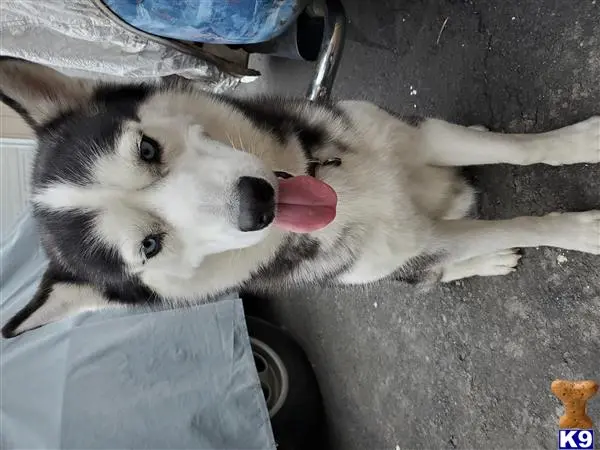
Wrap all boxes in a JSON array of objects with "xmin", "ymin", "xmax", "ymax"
[{"xmin": 0, "ymin": 0, "xmax": 240, "ymax": 91}]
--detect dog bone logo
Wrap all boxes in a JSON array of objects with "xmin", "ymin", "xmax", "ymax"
[{"xmin": 551, "ymin": 379, "xmax": 598, "ymax": 429}]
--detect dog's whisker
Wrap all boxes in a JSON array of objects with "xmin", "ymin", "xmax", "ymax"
[
  {"xmin": 225, "ymin": 133, "xmax": 238, "ymax": 150},
  {"xmin": 237, "ymin": 130, "xmax": 244, "ymax": 151}
]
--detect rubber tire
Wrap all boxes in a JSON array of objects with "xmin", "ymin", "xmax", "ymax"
[{"xmin": 245, "ymin": 316, "xmax": 326, "ymax": 450}]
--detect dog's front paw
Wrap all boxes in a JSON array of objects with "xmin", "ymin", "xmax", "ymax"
[
  {"xmin": 547, "ymin": 116, "xmax": 600, "ymax": 165},
  {"xmin": 441, "ymin": 249, "xmax": 522, "ymax": 282},
  {"xmin": 548, "ymin": 210, "xmax": 600, "ymax": 254},
  {"xmin": 473, "ymin": 249, "xmax": 523, "ymax": 276}
]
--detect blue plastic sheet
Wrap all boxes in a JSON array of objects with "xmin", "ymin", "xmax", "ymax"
[{"xmin": 104, "ymin": 0, "xmax": 304, "ymax": 44}]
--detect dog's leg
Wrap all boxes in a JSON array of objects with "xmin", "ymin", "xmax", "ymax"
[
  {"xmin": 419, "ymin": 117, "xmax": 599, "ymax": 166},
  {"xmin": 429, "ymin": 211, "xmax": 600, "ymax": 263},
  {"xmin": 440, "ymin": 249, "xmax": 521, "ymax": 282}
]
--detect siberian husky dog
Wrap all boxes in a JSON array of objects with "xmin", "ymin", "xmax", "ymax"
[{"xmin": 1, "ymin": 58, "xmax": 599, "ymax": 338}]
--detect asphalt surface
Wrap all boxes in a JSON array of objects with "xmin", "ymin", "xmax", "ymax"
[{"xmin": 241, "ymin": 1, "xmax": 600, "ymax": 448}]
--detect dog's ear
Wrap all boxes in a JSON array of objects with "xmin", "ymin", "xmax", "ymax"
[
  {"xmin": 0, "ymin": 57, "xmax": 96, "ymax": 130},
  {"xmin": 1, "ymin": 264, "xmax": 111, "ymax": 338}
]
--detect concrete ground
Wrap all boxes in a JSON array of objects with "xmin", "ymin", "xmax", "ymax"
[{"xmin": 241, "ymin": 1, "xmax": 600, "ymax": 448}]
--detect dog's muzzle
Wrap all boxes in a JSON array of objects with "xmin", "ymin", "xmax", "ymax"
[{"xmin": 236, "ymin": 176, "xmax": 275, "ymax": 232}]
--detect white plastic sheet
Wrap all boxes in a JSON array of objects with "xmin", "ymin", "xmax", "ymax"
[{"xmin": 0, "ymin": 0, "xmax": 239, "ymax": 91}]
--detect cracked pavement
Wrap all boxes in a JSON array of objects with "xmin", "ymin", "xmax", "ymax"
[{"xmin": 240, "ymin": 1, "xmax": 600, "ymax": 448}]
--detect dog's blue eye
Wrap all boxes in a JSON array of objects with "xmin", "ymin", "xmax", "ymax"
[
  {"xmin": 141, "ymin": 235, "xmax": 162, "ymax": 258},
  {"xmin": 139, "ymin": 136, "xmax": 161, "ymax": 163}
]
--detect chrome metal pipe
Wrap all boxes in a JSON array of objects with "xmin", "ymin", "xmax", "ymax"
[{"xmin": 306, "ymin": 0, "xmax": 347, "ymax": 102}]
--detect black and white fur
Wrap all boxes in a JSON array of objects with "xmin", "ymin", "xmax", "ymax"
[{"xmin": 1, "ymin": 58, "xmax": 599, "ymax": 338}]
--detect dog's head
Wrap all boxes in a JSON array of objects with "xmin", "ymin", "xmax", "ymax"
[{"xmin": 0, "ymin": 59, "xmax": 282, "ymax": 337}]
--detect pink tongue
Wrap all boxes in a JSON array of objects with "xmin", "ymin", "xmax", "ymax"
[{"xmin": 274, "ymin": 176, "xmax": 337, "ymax": 232}]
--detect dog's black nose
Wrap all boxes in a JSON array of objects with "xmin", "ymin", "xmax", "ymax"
[{"xmin": 236, "ymin": 176, "xmax": 275, "ymax": 232}]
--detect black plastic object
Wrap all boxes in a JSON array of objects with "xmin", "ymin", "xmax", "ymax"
[{"xmin": 246, "ymin": 316, "xmax": 328, "ymax": 450}]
